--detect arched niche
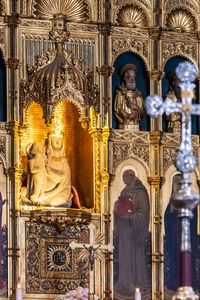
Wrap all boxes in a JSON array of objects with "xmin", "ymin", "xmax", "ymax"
[
  {"xmin": 162, "ymin": 55, "xmax": 198, "ymax": 134},
  {"xmin": 0, "ymin": 49, "xmax": 6, "ymax": 121},
  {"xmin": 112, "ymin": 51, "xmax": 150, "ymax": 130},
  {"xmin": 110, "ymin": 158, "xmax": 151, "ymax": 297},
  {"xmin": 162, "ymin": 165, "xmax": 199, "ymax": 294},
  {"xmin": 110, "ymin": 158, "xmax": 150, "ymax": 230},
  {"xmin": 20, "ymin": 100, "xmax": 93, "ymax": 208}
]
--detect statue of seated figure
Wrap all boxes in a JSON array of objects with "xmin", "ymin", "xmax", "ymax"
[
  {"xmin": 114, "ymin": 64, "xmax": 145, "ymax": 130},
  {"xmin": 22, "ymin": 132, "xmax": 80, "ymax": 208}
]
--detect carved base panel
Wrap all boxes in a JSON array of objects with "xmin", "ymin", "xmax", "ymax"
[
  {"xmin": 17, "ymin": 210, "xmax": 103, "ymax": 300},
  {"xmin": 25, "ymin": 221, "xmax": 89, "ymax": 295}
]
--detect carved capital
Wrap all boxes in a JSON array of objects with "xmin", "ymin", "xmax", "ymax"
[
  {"xmin": 6, "ymin": 57, "xmax": 20, "ymax": 70},
  {"xmin": 90, "ymin": 128, "xmax": 102, "ymax": 140},
  {"xmin": 96, "ymin": 65, "xmax": 114, "ymax": 78},
  {"xmin": 150, "ymin": 131, "xmax": 161, "ymax": 143},
  {"xmin": 150, "ymin": 69, "xmax": 164, "ymax": 81},
  {"xmin": 148, "ymin": 26, "xmax": 161, "ymax": 40},
  {"xmin": 151, "ymin": 252, "xmax": 163, "ymax": 263},
  {"xmin": 8, "ymin": 167, "xmax": 23, "ymax": 181},
  {"xmin": 79, "ymin": 116, "xmax": 90, "ymax": 129},
  {"xmin": 5, "ymin": 121, "xmax": 17, "ymax": 136},
  {"xmin": 102, "ymin": 172, "xmax": 109, "ymax": 185},
  {"xmin": 153, "ymin": 8, "xmax": 162, "ymax": 14},
  {"xmin": 147, "ymin": 176, "xmax": 164, "ymax": 186},
  {"xmin": 98, "ymin": 23, "xmax": 112, "ymax": 36},
  {"xmin": 4, "ymin": 13, "xmax": 20, "ymax": 27}
]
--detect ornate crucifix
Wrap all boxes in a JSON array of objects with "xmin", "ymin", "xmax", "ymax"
[
  {"xmin": 69, "ymin": 223, "xmax": 113, "ymax": 300},
  {"xmin": 145, "ymin": 61, "xmax": 200, "ymax": 299}
]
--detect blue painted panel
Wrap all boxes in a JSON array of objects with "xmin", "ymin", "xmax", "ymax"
[
  {"xmin": 112, "ymin": 51, "xmax": 150, "ymax": 130},
  {"xmin": 162, "ymin": 56, "xmax": 198, "ymax": 134}
]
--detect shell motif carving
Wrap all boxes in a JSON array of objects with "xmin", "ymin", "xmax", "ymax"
[
  {"xmin": 166, "ymin": 8, "xmax": 197, "ymax": 32},
  {"xmin": 116, "ymin": 4, "xmax": 148, "ymax": 27},
  {"xmin": 34, "ymin": 0, "xmax": 90, "ymax": 21}
]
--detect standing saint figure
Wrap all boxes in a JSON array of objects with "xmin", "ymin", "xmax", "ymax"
[
  {"xmin": 164, "ymin": 70, "xmax": 181, "ymax": 133},
  {"xmin": 114, "ymin": 64, "xmax": 145, "ymax": 130},
  {"xmin": 114, "ymin": 169, "xmax": 149, "ymax": 297}
]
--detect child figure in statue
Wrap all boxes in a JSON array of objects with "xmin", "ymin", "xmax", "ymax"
[
  {"xmin": 27, "ymin": 142, "xmax": 46, "ymax": 203},
  {"xmin": 23, "ymin": 132, "xmax": 74, "ymax": 208}
]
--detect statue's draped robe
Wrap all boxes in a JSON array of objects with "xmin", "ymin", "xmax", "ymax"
[
  {"xmin": 114, "ymin": 178, "xmax": 149, "ymax": 295},
  {"xmin": 114, "ymin": 83, "xmax": 144, "ymax": 127},
  {"xmin": 165, "ymin": 89, "xmax": 181, "ymax": 130}
]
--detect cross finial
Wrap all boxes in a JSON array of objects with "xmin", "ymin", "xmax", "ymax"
[{"xmin": 145, "ymin": 61, "xmax": 198, "ymax": 173}]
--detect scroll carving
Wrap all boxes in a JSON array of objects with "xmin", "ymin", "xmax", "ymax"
[{"xmin": 162, "ymin": 41, "xmax": 197, "ymax": 63}]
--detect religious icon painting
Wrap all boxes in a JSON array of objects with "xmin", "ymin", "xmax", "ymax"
[{"xmin": 113, "ymin": 169, "xmax": 151, "ymax": 300}]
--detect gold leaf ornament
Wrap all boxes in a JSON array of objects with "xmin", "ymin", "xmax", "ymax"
[
  {"xmin": 34, "ymin": 0, "xmax": 90, "ymax": 22},
  {"xmin": 166, "ymin": 8, "xmax": 196, "ymax": 32},
  {"xmin": 116, "ymin": 4, "xmax": 148, "ymax": 27}
]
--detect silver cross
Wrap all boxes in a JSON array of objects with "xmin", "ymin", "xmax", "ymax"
[
  {"xmin": 145, "ymin": 61, "xmax": 200, "ymax": 299},
  {"xmin": 145, "ymin": 61, "xmax": 200, "ymax": 209}
]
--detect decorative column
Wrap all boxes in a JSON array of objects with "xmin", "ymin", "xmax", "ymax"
[
  {"xmin": 148, "ymin": 28, "xmax": 162, "ymax": 131},
  {"xmin": 101, "ymin": 126, "xmax": 111, "ymax": 300},
  {"xmin": 90, "ymin": 128, "xmax": 102, "ymax": 213},
  {"xmin": 6, "ymin": 121, "xmax": 22, "ymax": 299},
  {"xmin": 148, "ymin": 131, "xmax": 164, "ymax": 300}
]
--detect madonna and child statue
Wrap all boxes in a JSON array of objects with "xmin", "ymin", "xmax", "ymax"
[{"xmin": 21, "ymin": 131, "xmax": 80, "ymax": 208}]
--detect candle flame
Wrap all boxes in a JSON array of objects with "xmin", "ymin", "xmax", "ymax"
[
  {"xmin": 17, "ymin": 283, "xmax": 21, "ymax": 289},
  {"xmin": 136, "ymin": 288, "xmax": 140, "ymax": 292}
]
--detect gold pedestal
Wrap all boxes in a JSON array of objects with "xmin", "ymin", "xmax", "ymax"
[{"xmin": 172, "ymin": 287, "xmax": 199, "ymax": 300}]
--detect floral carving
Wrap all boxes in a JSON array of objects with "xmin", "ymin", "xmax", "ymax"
[
  {"xmin": 112, "ymin": 37, "xmax": 148, "ymax": 59},
  {"xmin": 162, "ymin": 41, "xmax": 197, "ymax": 63},
  {"xmin": 0, "ymin": 137, "xmax": 5, "ymax": 154},
  {"xmin": 163, "ymin": 147, "xmax": 179, "ymax": 173},
  {"xmin": 113, "ymin": 143, "xmax": 149, "ymax": 168}
]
